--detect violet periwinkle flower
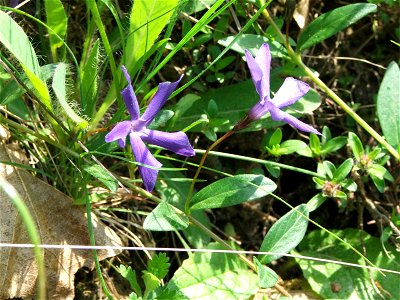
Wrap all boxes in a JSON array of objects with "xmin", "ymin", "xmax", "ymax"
[
  {"xmin": 105, "ymin": 66, "xmax": 195, "ymax": 191},
  {"xmin": 245, "ymin": 43, "xmax": 320, "ymax": 135}
]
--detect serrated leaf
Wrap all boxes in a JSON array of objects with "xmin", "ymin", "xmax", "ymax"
[
  {"xmin": 167, "ymin": 243, "xmax": 258, "ymax": 300},
  {"xmin": 143, "ymin": 201, "xmax": 189, "ymax": 231},
  {"xmin": 297, "ymin": 4, "xmax": 377, "ymax": 51},
  {"xmin": 118, "ymin": 265, "xmax": 142, "ymax": 296},
  {"xmin": 83, "ymin": 164, "xmax": 117, "ymax": 192},
  {"xmin": 147, "ymin": 253, "xmax": 170, "ymax": 280},
  {"xmin": 297, "ymin": 228, "xmax": 400, "ymax": 299},
  {"xmin": 253, "ymin": 257, "xmax": 279, "ymax": 288},
  {"xmin": 258, "ymin": 204, "xmax": 309, "ymax": 264},
  {"xmin": 190, "ymin": 174, "xmax": 277, "ymax": 210},
  {"xmin": 377, "ymin": 61, "xmax": 400, "ymax": 148}
]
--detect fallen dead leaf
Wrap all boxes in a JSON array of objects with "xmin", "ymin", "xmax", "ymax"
[
  {"xmin": 294, "ymin": 0, "xmax": 310, "ymax": 30},
  {"xmin": 0, "ymin": 141, "xmax": 123, "ymax": 299}
]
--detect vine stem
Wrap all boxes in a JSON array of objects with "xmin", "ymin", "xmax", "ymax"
[
  {"xmin": 184, "ymin": 130, "xmax": 235, "ymax": 215},
  {"xmin": 258, "ymin": 1, "xmax": 399, "ymax": 161}
]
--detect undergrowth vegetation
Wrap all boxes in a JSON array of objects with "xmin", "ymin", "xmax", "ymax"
[{"xmin": 0, "ymin": 0, "xmax": 399, "ymax": 299}]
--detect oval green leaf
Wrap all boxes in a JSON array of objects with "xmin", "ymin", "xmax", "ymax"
[
  {"xmin": 143, "ymin": 202, "xmax": 189, "ymax": 231},
  {"xmin": 377, "ymin": 61, "xmax": 400, "ymax": 148},
  {"xmin": 297, "ymin": 4, "xmax": 377, "ymax": 51},
  {"xmin": 190, "ymin": 174, "xmax": 277, "ymax": 210},
  {"xmin": 258, "ymin": 204, "xmax": 309, "ymax": 264}
]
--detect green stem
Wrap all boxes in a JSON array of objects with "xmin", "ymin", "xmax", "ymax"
[
  {"xmin": 84, "ymin": 185, "xmax": 114, "ymax": 299},
  {"xmin": 258, "ymin": 2, "xmax": 399, "ymax": 161},
  {"xmin": 184, "ymin": 130, "xmax": 235, "ymax": 215},
  {"xmin": 0, "ymin": 176, "xmax": 46, "ymax": 300},
  {"xmin": 195, "ymin": 149, "xmax": 321, "ymax": 177}
]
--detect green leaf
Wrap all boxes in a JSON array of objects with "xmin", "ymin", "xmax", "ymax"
[
  {"xmin": 297, "ymin": 4, "xmax": 377, "ymax": 51},
  {"xmin": 181, "ymin": 0, "xmax": 218, "ymax": 15},
  {"xmin": 44, "ymin": 0, "xmax": 67, "ymax": 60},
  {"xmin": 52, "ymin": 63, "xmax": 88, "ymax": 128},
  {"xmin": 254, "ymin": 257, "xmax": 279, "ymax": 288},
  {"xmin": 297, "ymin": 228, "xmax": 400, "ymax": 300},
  {"xmin": 167, "ymin": 243, "xmax": 258, "ymax": 300},
  {"xmin": 348, "ymin": 132, "xmax": 364, "ymax": 161},
  {"xmin": 80, "ymin": 39, "xmax": 100, "ymax": 117},
  {"xmin": 307, "ymin": 193, "xmax": 327, "ymax": 212},
  {"xmin": 147, "ymin": 253, "xmax": 170, "ymax": 280},
  {"xmin": 309, "ymin": 133, "xmax": 321, "ymax": 156},
  {"xmin": 0, "ymin": 11, "xmax": 52, "ymax": 109},
  {"xmin": 322, "ymin": 161, "xmax": 336, "ymax": 180},
  {"xmin": 368, "ymin": 164, "xmax": 394, "ymax": 181},
  {"xmin": 190, "ymin": 174, "xmax": 277, "ymax": 210},
  {"xmin": 333, "ymin": 158, "xmax": 353, "ymax": 182},
  {"xmin": 377, "ymin": 61, "xmax": 400, "ymax": 148},
  {"xmin": 123, "ymin": 0, "xmax": 178, "ymax": 73},
  {"xmin": 218, "ymin": 34, "xmax": 289, "ymax": 58},
  {"xmin": 269, "ymin": 128, "xmax": 283, "ymax": 146},
  {"xmin": 321, "ymin": 136, "xmax": 347, "ymax": 155},
  {"xmin": 118, "ymin": 265, "xmax": 142, "ymax": 296},
  {"xmin": 277, "ymin": 140, "xmax": 308, "ymax": 155},
  {"xmin": 142, "ymin": 271, "xmax": 161, "ymax": 296},
  {"xmin": 259, "ymin": 204, "xmax": 309, "ymax": 264},
  {"xmin": 83, "ymin": 164, "xmax": 118, "ymax": 192},
  {"xmin": 143, "ymin": 201, "xmax": 189, "ymax": 231}
]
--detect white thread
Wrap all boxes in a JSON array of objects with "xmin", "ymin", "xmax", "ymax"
[{"xmin": 0, "ymin": 243, "xmax": 399, "ymax": 275}]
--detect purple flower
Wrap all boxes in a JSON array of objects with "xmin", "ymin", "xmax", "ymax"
[
  {"xmin": 245, "ymin": 43, "xmax": 320, "ymax": 135},
  {"xmin": 105, "ymin": 66, "xmax": 195, "ymax": 191},
  {"xmin": 9, "ymin": 0, "xmax": 19, "ymax": 8}
]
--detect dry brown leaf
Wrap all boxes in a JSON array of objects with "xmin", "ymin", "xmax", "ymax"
[
  {"xmin": 294, "ymin": 0, "xmax": 310, "ymax": 29},
  {"xmin": 0, "ymin": 141, "xmax": 123, "ymax": 299}
]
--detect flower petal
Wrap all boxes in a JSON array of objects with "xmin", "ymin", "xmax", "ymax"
[
  {"xmin": 248, "ymin": 98, "xmax": 269, "ymax": 120},
  {"xmin": 141, "ymin": 75, "xmax": 183, "ymax": 126},
  {"xmin": 105, "ymin": 120, "xmax": 132, "ymax": 147},
  {"xmin": 272, "ymin": 77, "xmax": 310, "ymax": 109},
  {"xmin": 121, "ymin": 65, "xmax": 140, "ymax": 120},
  {"xmin": 255, "ymin": 43, "xmax": 271, "ymax": 97},
  {"xmin": 267, "ymin": 101, "xmax": 320, "ymax": 135},
  {"xmin": 245, "ymin": 47, "xmax": 269, "ymax": 100},
  {"xmin": 129, "ymin": 133, "xmax": 162, "ymax": 191},
  {"xmin": 140, "ymin": 129, "xmax": 195, "ymax": 156}
]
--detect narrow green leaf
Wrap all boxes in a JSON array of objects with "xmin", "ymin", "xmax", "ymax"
[
  {"xmin": 322, "ymin": 161, "xmax": 336, "ymax": 180},
  {"xmin": 307, "ymin": 193, "xmax": 327, "ymax": 212},
  {"xmin": 143, "ymin": 201, "xmax": 189, "ymax": 231},
  {"xmin": 81, "ymin": 39, "xmax": 100, "ymax": 117},
  {"xmin": 259, "ymin": 204, "xmax": 309, "ymax": 264},
  {"xmin": 44, "ymin": 0, "xmax": 67, "ymax": 60},
  {"xmin": 167, "ymin": 243, "xmax": 258, "ymax": 300},
  {"xmin": 52, "ymin": 63, "xmax": 88, "ymax": 128},
  {"xmin": 333, "ymin": 158, "xmax": 353, "ymax": 182},
  {"xmin": 348, "ymin": 132, "xmax": 364, "ymax": 161},
  {"xmin": 297, "ymin": 4, "xmax": 377, "ymax": 51},
  {"xmin": 253, "ymin": 257, "xmax": 279, "ymax": 288},
  {"xmin": 377, "ymin": 61, "xmax": 400, "ymax": 148},
  {"xmin": 321, "ymin": 136, "xmax": 347, "ymax": 155},
  {"xmin": 83, "ymin": 164, "xmax": 118, "ymax": 192},
  {"xmin": 123, "ymin": 0, "xmax": 178, "ymax": 73},
  {"xmin": 190, "ymin": 174, "xmax": 277, "ymax": 210},
  {"xmin": 309, "ymin": 133, "xmax": 321, "ymax": 156}
]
